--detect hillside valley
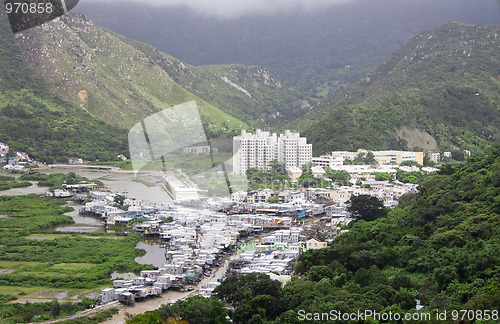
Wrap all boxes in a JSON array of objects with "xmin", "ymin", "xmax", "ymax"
[
  {"xmin": 15, "ymin": 13, "xmax": 304, "ymax": 133},
  {"xmin": 0, "ymin": 6, "xmax": 499, "ymax": 323},
  {"xmin": 302, "ymin": 22, "xmax": 500, "ymax": 155},
  {"xmin": 78, "ymin": 0, "xmax": 500, "ymax": 100},
  {"xmin": 0, "ymin": 11, "xmax": 313, "ymax": 162},
  {"xmin": 0, "ymin": 12, "xmax": 128, "ymax": 163}
]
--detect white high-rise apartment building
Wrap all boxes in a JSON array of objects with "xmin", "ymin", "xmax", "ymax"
[
  {"xmin": 233, "ymin": 129, "xmax": 312, "ymax": 174},
  {"xmin": 277, "ymin": 130, "xmax": 313, "ymax": 171}
]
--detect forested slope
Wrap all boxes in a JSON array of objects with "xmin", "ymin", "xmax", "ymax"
[
  {"xmin": 122, "ymin": 38, "xmax": 308, "ymax": 128},
  {"xmin": 292, "ymin": 145, "xmax": 500, "ymax": 317},
  {"xmin": 302, "ymin": 23, "xmax": 500, "ymax": 155},
  {"xmin": 15, "ymin": 13, "xmax": 248, "ymax": 135},
  {"xmin": 0, "ymin": 13, "xmax": 128, "ymax": 163},
  {"xmin": 77, "ymin": 0, "xmax": 500, "ymax": 100}
]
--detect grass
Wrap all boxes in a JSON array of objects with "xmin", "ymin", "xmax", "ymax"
[
  {"xmin": 0, "ymin": 196, "xmax": 149, "ymax": 305},
  {"xmin": 0, "ymin": 261, "xmax": 44, "ymax": 269},
  {"xmin": 51, "ymin": 263, "xmax": 96, "ymax": 271},
  {"xmin": 20, "ymin": 13, "xmax": 249, "ymax": 135},
  {"xmin": 0, "ymin": 286, "xmax": 66, "ymax": 298},
  {"xmin": 20, "ymin": 271, "xmax": 72, "ymax": 277},
  {"xmin": 0, "ymin": 285, "xmax": 108, "ymax": 300},
  {"xmin": 25, "ymin": 234, "xmax": 74, "ymax": 240}
]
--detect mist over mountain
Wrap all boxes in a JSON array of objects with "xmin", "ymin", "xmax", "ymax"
[
  {"xmin": 78, "ymin": 0, "xmax": 500, "ymax": 99},
  {"xmin": 302, "ymin": 22, "xmax": 500, "ymax": 155}
]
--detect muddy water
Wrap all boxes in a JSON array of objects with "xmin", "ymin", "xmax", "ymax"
[
  {"xmin": 48, "ymin": 168, "xmax": 174, "ymax": 205},
  {"xmin": 1, "ymin": 168, "xmax": 173, "ymax": 205},
  {"xmin": 0, "ymin": 181, "xmax": 47, "ymax": 196},
  {"xmin": 134, "ymin": 238, "xmax": 168, "ymax": 268},
  {"xmin": 55, "ymin": 202, "xmax": 103, "ymax": 233},
  {"xmin": 3, "ymin": 168, "xmax": 183, "ymax": 317}
]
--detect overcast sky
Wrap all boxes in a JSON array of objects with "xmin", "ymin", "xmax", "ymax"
[{"xmin": 85, "ymin": 0, "xmax": 357, "ymax": 17}]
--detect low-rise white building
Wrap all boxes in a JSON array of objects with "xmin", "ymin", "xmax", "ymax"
[
  {"xmin": 312, "ymin": 154, "xmax": 343, "ymax": 168},
  {"xmin": 306, "ymin": 239, "xmax": 328, "ymax": 250}
]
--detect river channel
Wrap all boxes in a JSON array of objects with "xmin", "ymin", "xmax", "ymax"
[
  {"xmin": 1, "ymin": 168, "xmax": 174, "ymax": 269},
  {"xmin": 1, "ymin": 168, "xmax": 229, "ymax": 323}
]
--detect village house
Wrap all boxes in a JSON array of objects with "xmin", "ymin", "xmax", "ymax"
[{"xmin": 306, "ymin": 238, "xmax": 328, "ymax": 250}]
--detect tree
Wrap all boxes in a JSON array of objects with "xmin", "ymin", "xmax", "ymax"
[
  {"xmin": 451, "ymin": 150, "xmax": 465, "ymax": 161},
  {"xmin": 308, "ymin": 265, "xmax": 334, "ymax": 282},
  {"xmin": 114, "ymin": 195, "xmax": 125, "ymax": 206},
  {"xmin": 400, "ymin": 160, "xmax": 422, "ymax": 167},
  {"xmin": 371, "ymin": 172, "xmax": 393, "ymax": 181},
  {"xmin": 50, "ymin": 299, "xmax": 61, "ymax": 317},
  {"xmin": 268, "ymin": 160, "xmax": 287, "ymax": 175},
  {"xmin": 176, "ymin": 296, "xmax": 228, "ymax": 324},
  {"xmin": 423, "ymin": 153, "xmax": 436, "ymax": 166},
  {"xmin": 113, "ymin": 194, "xmax": 129, "ymax": 210},
  {"xmin": 324, "ymin": 168, "xmax": 351, "ymax": 186},
  {"xmin": 365, "ymin": 151, "xmax": 376, "ymax": 164},
  {"xmin": 298, "ymin": 163, "xmax": 320, "ymax": 188},
  {"xmin": 155, "ymin": 296, "xmax": 227, "ymax": 324},
  {"xmin": 347, "ymin": 195, "xmax": 388, "ymax": 221},
  {"xmin": 352, "ymin": 152, "xmax": 377, "ymax": 165},
  {"xmin": 214, "ymin": 273, "xmax": 282, "ymax": 322}
]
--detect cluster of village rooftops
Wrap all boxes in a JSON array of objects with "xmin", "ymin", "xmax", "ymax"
[
  {"xmin": 0, "ymin": 134, "xmax": 441, "ymax": 304},
  {"xmin": 77, "ymin": 173, "xmax": 420, "ymax": 304}
]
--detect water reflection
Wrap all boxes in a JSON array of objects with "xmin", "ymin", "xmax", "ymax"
[
  {"xmin": 97, "ymin": 173, "xmax": 173, "ymax": 205},
  {"xmin": 54, "ymin": 202, "xmax": 103, "ymax": 233},
  {"xmin": 64, "ymin": 202, "xmax": 102, "ymax": 226},
  {"xmin": 134, "ymin": 238, "xmax": 167, "ymax": 268},
  {"xmin": 0, "ymin": 182, "xmax": 47, "ymax": 196}
]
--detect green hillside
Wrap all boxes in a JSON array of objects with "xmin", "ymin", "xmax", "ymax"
[
  {"xmin": 291, "ymin": 145, "xmax": 500, "ymax": 317},
  {"xmin": 15, "ymin": 13, "xmax": 248, "ymax": 135},
  {"xmin": 120, "ymin": 37, "xmax": 308, "ymax": 128},
  {"xmin": 77, "ymin": 0, "xmax": 500, "ymax": 101},
  {"xmin": 302, "ymin": 23, "xmax": 500, "ymax": 155},
  {"xmin": 0, "ymin": 13, "xmax": 127, "ymax": 163}
]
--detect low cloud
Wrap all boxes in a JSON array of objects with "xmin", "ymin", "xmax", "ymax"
[{"xmin": 87, "ymin": 0, "xmax": 357, "ymax": 18}]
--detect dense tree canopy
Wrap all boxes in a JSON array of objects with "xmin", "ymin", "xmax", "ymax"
[{"xmin": 347, "ymin": 194, "xmax": 388, "ymax": 222}]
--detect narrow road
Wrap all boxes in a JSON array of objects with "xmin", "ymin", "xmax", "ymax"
[{"xmin": 29, "ymin": 301, "xmax": 120, "ymax": 324}]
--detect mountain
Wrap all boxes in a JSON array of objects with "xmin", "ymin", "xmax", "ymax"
[
  {"xmin": 0, "ymin": 12, "xmax": 128, "ymax": 163},
  {"xmin": 118, "ymin": 38, "xmax": 309, "ymax": 127},
  {"xmin": 13, "ymin": 12, "xmax": 304, "ymax": 134},
  {"xmin": 77, "ymin": 0, "xmax": 500, "ymax": 100},
  {"xmin": 14, "ymin": 13, "xmax": 250, "ymax": 136},
  {"xmin": 302, "ymin": 22, "xmax": 500, "ymax": 155}
]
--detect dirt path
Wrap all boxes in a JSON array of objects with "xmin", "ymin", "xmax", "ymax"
[{"xmin": 28, "ymin": 301, "xmax": 120, "ymax": 324}]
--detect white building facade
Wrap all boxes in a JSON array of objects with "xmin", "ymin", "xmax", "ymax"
[
  {"xmin": 233, "ymin": 129, "xmax": 312, "ymax": 175},
  {"xmin": 329, "ymin": 149, "xmax": 424, "ymax": 166},
  {"xmin": 277, "ymin": 130, "xmax": 313, "ymax": 171}
]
